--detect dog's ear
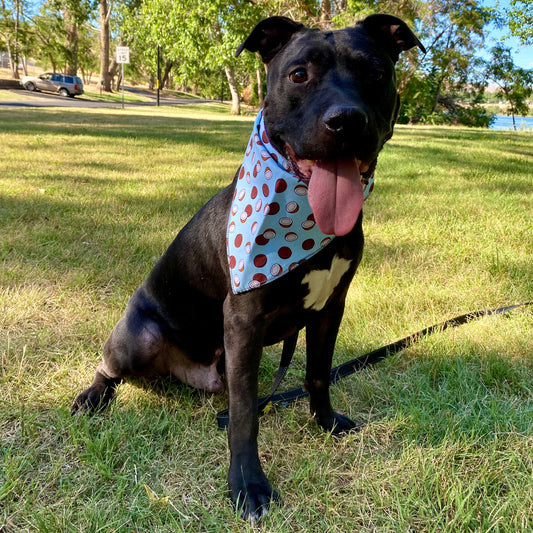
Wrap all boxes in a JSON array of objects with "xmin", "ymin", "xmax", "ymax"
[
  {"xmin": 362, "ymin": 14, "xmax": 426, "ymax": 62},
  {"xmin": 236, "ymin": 16, "xmax": 305, "ymax": 64}
]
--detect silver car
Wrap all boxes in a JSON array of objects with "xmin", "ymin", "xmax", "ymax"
[{"xmin": 21, "ymin": 72, "xmax": 84, "ymax": 97}]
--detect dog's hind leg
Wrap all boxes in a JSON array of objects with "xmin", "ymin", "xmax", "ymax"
[
  {"xmin": 72, "ymin": 293, "xmax": 225, "ymax": 414},
  {"xmin": 71, "ymin": 297, "xmax": 166, "ymax": 414},
  {"xmin": 70, "ymin": 363, "xmax": 122, "ymax": 414},
  {"xmin": 71, "ymin": 315, "xmax": 140, "ymax": 414}
]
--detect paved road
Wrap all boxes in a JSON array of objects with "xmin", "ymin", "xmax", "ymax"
[{"xmin": 0, "ymin": 88, "xmax": 213, "ymax": 109}]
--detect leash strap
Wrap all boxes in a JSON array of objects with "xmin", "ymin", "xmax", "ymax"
[{"xmin": 216, "ymin": 302, "xmax": 531, "ymax": 430}]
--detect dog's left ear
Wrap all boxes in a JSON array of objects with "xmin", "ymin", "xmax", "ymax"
[
  {"xmin": 236, "ymin": 16, "xmax": 305, "ymax": 64},
  {"xmin": 362, "ymin": 14, "xmax": 426, "ymax": 62}
]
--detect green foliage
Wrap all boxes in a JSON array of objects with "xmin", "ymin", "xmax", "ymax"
[
  {"xmin": 457, "ymin": 105, "xmax": 494, "ymax": 128},
  {"xmin": 506, "ymin": 0, "xmax": 533, "ymax": 45},
  {"xmin": 397, "ymin": 74, "xmax": 434, "ymax": 124},
  {"xmin": 114, "ymin": 0, "xmax": 263, "ymax": 98},
  {"xmin": 0, "ymin": 0, "xmax": 36, "ymax": 76},
  {"xmin": 485, "ymin": 43, "xmax": 533, "ymax": 130},
  {"xmin": 25, "ymin": 0, "xmax": 95, "ymax": 74},
  {"xmin": 341, "ymin": 0, "xmax": 498, "ymax": 126}
]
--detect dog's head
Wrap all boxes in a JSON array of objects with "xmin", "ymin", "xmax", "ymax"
[
  {"xmin": 237, "ymin": 14, "xmax": 424, "ymax": 163},
  {"xmin": 237, "ymin": 15, "xmax": 425, "ymax": 236}
]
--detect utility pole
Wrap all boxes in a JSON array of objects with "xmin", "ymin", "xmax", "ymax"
[{"xmin": 157, "ymin": 45, "xmax": 161, "ymax": 107}]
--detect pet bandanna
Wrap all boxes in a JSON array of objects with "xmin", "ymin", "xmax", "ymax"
[{"xmin": 227, "ymin": 110, "xmax": 373, "ymax": 294}]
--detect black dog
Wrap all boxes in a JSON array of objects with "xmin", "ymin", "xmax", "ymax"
[{"xmin": 72, "ymin": 14, "xmax": 424, "ymax": 520}]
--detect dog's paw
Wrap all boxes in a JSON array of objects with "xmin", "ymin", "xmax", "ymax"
[
  {"xmin": 229, "ymin": 467, "xmax": 279, "ymax": 521},
  {"xmin": 317, "ymin": 412, "xmax": 362, "ymax": 436},
  {"xmin": 70, "ymin": 385, "xmax": 116, "ymax": 415}
]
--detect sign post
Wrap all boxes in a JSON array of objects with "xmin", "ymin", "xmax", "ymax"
[
  {"xmin": 116, "ymin": 46, "xmax": 130, "ymax": 109},
  {"xmin": 157, "ymin": 45, "xmax": 161, "ymax": 107}
]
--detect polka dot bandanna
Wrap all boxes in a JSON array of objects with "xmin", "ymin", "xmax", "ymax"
[{"xmin": 226, "ymin": 110, "xmax": 373, "ymax": 294}]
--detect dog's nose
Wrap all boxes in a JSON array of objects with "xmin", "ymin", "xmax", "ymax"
[{"xmin": 323, "ymin": 105, "xmax": 368, "ymax": 134}]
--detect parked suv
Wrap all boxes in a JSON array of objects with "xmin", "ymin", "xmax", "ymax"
[{"xmin": 21, "ymin": 72, "xmax": 84, "ymax": 97}]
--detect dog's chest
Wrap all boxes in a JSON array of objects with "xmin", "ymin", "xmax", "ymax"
[{"xmin": 302, "ymin": 254, "xmax": 352, "ymax": 311}]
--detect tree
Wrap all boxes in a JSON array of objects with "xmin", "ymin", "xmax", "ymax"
[
  {"xmin": 122, "ymin": 0, "xmax": 266, "ymax": 114},
  {"xmin": 205, "ymin": 0, "xmax": 266, "ymax": 114},
  {"xmin": 0, "ymin": 0, "xmax": 31, "ymax": 79},
  {"xmin": 99, "ymin": 0, "xmax": 112, "ymax": 90},
  {"xmin": 485, "ymin": 44, "xmax": 533, "ymax": 130},
  {"xmin": 51, "ymin": 0, "xmax": 94, "ymax": 75},
  {"xmin": 77, "ymin": 17, "xmax": 99, "ymax": 82},
  {"xmin": 26, "ymin": 0, "xmax": 95, "ymax": 75},
  {"xmin": 8, "ymin": 0, "xmax": 519, "ymax": 126},
  {"xmin": 342, "ymin": 0, "xmax": 492, "ymax": 126},
  {"xmin": 27, "ymin": 7, "xmax": 64, "ymax": 72},
  {"xmin": 505, "ymin": 0, "xmax": 533, "ymax": 45},
  {"xmin": 410, "ymin": 0, "xmax": 491, "ymax": 123}
]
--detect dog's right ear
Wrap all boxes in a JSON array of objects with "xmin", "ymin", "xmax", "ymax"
[
  {"xmin": 362, "ymin": 14, "xmax": 426, "ymax": 62},
  {"xmin": 236, "ymin": 16, "xmax": 305, "ymax": 64}
]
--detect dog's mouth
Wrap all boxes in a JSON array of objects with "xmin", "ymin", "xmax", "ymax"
[{"xmin": 285, "ymin": 144, "xmax": 376, "ymax": 237}]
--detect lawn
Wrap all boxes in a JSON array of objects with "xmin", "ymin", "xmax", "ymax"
[{"xmin": 1, "ymin": 104, "xmax": 532, "ymax": 532}]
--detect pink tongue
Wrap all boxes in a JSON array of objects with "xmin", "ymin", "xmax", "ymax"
[{"xmin": 308, "ymin": 159, "xmax": 364, "ymax": 236}]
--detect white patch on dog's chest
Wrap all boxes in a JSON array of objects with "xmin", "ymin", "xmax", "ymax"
[{"xmin": 302, "ymin": 255, "xmax": 352, "ymax": 311}]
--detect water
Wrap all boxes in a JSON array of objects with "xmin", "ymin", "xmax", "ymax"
[{"xmin": 490, "ymin": 115, "xmax": 533, "ymax": 131}]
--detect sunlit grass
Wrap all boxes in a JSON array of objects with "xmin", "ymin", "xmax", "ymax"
[{"xmin": 1, "ymin": 106, "xmax": 532, "ymax": 532}]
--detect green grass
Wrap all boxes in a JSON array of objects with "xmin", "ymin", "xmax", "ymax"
[
  {"xmin": 1, "ymin": 87, "xmax": 147, "ymax": 103},
  {"xmin": 82, "ymin": 89, "xmax": 147, "ymax": 103},
  {"xmin": 0, "ymin": 89, "xmax": 28, "ymax": 101},
  {"xmin": 1, "ymin": 104, "xmax": 532, "ymax": 532}
]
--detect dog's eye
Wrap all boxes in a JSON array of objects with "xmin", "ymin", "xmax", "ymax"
[{"xmin": 289, "ymin": 69, "xmax": 308, "ymax": 84}]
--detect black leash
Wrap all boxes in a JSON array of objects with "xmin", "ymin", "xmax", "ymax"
[
  {"xmin": 216, "ymin": 302, "xmax": 531, "ymax": 430},
  {"xmin": 216, "ymin": 332, "xmax": 298, "ymax": 430}
]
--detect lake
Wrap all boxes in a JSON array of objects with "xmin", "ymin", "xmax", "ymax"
[{"xmin": 490, "ymin": 115, "xmax": 533, "ymax": 131}]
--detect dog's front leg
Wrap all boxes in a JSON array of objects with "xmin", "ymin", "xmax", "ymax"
[
  {"xmin": 223, "ymin": 296, "xmax": 278, "ymax": 521},
  {"xmin": 305, "ymin": 300, "xmax": 359, "ymax": 434}
]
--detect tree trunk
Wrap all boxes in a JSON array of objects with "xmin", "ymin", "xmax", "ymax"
[
  {"xmin": 14, "ymin": 0, "xmax": 20, "ymax": 78},
  {"xmin": 109, "ymin": 55, "xmax": 119, "ymax": 81},
  {"xmin": 6, "ymin": 40, "xmax": 19, "ymax": 79},
  {"xmin": 115, "ymin": 68, "xmax": 122, "ymax": 91},
  {"xmin": 319, "ymin": 0, "xmax": 332, "ymax": 28},
  {"xmin": 161, "ymin": 60, "xmax": 173, "ymax": 89},
  {"xmin": 256, "ymin": 67, "xmax": 264, "ymax": 107},
  {"xmin": 9, "ymin": 52, "xmax": 19, "ymax": 79},
  {"xmin": 48, "ymin": 53, "xmax": 56, "ymax": 73},
  {"xmin": 99, "ymin": 0, "xmax": 112, "ymax": 92},
  {"xmin": 10, "ymin": 0, "xmax": 20, "ymax": 79},
  {"xmin": 65, "ymin": 18, "xmax": 78, "ymax": 75},
  {"xmin": 225, "ymin": 65, "xmax": 240, "ymax": 115},
  {"xmin": 431, "ymin": 74, "xmax": 446, "ymax": 115}
]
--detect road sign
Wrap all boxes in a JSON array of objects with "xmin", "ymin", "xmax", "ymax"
[{"xmin": 116, "ymin": 46, "xmax": 130, "ymax": 64}]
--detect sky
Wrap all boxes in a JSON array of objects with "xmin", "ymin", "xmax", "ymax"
[{"xmin": 481, "ymin": 0, "xmax": 533, "ymax": 68}]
